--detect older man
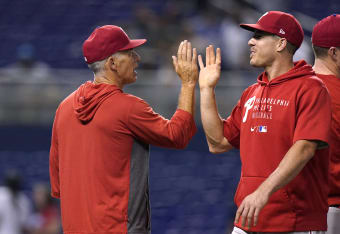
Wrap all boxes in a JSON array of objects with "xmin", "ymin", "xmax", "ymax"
[{"xmin": 49, "ymin": 25, "xmax": 198, "ymax": 234}]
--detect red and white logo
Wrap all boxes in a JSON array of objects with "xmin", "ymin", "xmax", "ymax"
[{"xmin": 243, "ymin": 96, "xmax": 256, "ymax": 123}]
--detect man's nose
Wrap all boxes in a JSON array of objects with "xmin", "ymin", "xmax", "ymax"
[{"xmin": 248, "ymin": 38, "xmax": 255, "ymax": 47}]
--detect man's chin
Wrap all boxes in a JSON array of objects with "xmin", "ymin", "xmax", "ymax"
[
  {"xmin": 250, "ymin": 61, "xmax": 261, "ymax": 68},
  {"xmin": 126, "ymin": 77, "xmax": 137, "ymax": 85}
]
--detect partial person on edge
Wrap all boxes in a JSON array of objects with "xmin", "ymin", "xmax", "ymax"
[
  {"xmin": 0, "ymin": 171, "xmax": 31, "ymax": 234},
  {"xmin": 311, "ymin": 14, "xmax": 340, "ymax": 234},
  {"xmin": 198, "ymin": 11, "xmax": 331, "ymax": 234},
  {"xmin": 49, "ymin": 25, "xmax": 198, "ymax": 234}
]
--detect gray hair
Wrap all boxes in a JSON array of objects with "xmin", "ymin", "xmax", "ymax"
[
  {"xmin": 87, "ymin": 58, "xmax": 107, "ymax": 75},
  {"xmin": 87, "ymin": 52, "xmax": 123, "ymax": 75}
]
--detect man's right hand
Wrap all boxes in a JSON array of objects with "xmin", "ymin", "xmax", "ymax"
[
  {"xmin": 172, "ymin": 40, "xmax": 198, "ymax": 87},
  {"xmin": 198, "ymin": 45, "xmax": 221, "ymax": 89}
]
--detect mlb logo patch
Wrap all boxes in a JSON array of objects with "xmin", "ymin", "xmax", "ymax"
[{"xmin": 258, "ymin": 126, "xmax": 267, "ymax": 132}]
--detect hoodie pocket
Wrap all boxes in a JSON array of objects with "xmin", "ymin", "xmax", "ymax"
[{"xmin": 234, "ymin": 176, "xmax": 296, "ymax": 231}]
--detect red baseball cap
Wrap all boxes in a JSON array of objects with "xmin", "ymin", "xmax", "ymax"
[
  {"xmin": 83, "ymin": 25, "xmax": 147, "ymax": 64},
  {"xmin": 240, "ymin": 11, "xmax": 304, "ymax": 48},
  {"xmin": 312, "ymin": 14, "xmax": 340, "ymax": 48}
]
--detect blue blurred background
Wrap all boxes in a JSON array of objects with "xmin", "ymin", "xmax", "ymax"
[{"xmin": 0, "ymin": 0, "xmax": 339, "ymax": 233}]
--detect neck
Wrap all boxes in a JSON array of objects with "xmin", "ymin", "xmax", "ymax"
[
  {"xmin": 265, "ymin": 58, "xmax": 294, "ymax": 81},
  {"xmin": 93, "ymin": 73, "xmax": 123, "ymax": 89},
  {"xmin": 313, "ymin": 58, "xmax": 340, "ymax": 78}
]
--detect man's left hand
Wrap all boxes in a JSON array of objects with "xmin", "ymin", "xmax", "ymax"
[{"xmin": 234, "ymin": 189, "xmax": 269, "ymax": 230}]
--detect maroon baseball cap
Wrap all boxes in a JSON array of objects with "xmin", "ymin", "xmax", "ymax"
[
  {"xmin": 312, "ymin": 14, "xmax": 340, "ymax": 48},
  {"xmin": 83, "ymin": 25, "xmax": 147, "ymax": 64},
  {"xmin": 240, "ymin": 11, "xmax": 304, "ymax": 48}
]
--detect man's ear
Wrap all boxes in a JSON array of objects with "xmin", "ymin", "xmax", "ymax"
[
  {"xmin": 328, "ymin": 47, "xmax": 338, "ymax": 61},
  {"xmin": 107, "ymin": 56, "xmax": 118, "ymax": 72},
  {"xmin": 276, "ymin": 38, "xmax": 287, "ymax": 52}
]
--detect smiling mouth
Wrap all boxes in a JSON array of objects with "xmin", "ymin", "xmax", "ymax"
[{"xmin": 250, "ymin": 52, "xmax": 254, "ymax": 58}]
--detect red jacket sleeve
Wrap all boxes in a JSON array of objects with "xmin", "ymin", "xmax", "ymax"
[
  {"xmin": 127, "ymin": 99, "xmax": 197, "ymax": 149},
  {"xmin": 49, "ymin": 108, "xmax": 60, "ymax": 198},
  {"xmin": 293, "ymin": 82, "xmax": 331, "ymax": 148},
  {"xmin": 223, "ymin": 99, "xmax": 242, "ymax": 149}
]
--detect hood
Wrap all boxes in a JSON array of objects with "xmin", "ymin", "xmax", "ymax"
[
  {"xmin": 255, "ymin": 60, "xmax": 315, "ymax": 113},
  {"xmin": 73, "ymin": 81, "xmax": 122, "ymax": 123},
  {"xmin": 257, "ymin": 60, "xmax": 315, "ymax": 86}
]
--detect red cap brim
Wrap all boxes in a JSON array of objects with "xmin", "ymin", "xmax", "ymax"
[
  {"xmin": 240, "ymin": 23, "xmax": 271, "ymax": 34},
  {"xmin": 118, "ymin": 39, "xmax": 147, "ymax": 51}
]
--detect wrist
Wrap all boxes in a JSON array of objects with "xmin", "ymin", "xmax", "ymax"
[
  {"xmin": 257, "ymin": 179, "xmax": 275, "ymax": 198},
  {"xmin": 199, "ymin": 86, "xmax": 215, "ymax": 92},
  {"xmin": 182, "ymin": 81, "xmax": 197, "ymax": 88}
]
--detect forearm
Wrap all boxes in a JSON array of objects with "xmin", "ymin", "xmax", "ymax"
[
  {"xmin": 200, "ymin": 87, "xmax": 232, "ymax": 153},
  {"xmin": 256, "ymin": 140, "xmax": 317, "ymax": 197},
  {"xmin": 178, "ymin": 83, "xmax": 196, "ymax": 115}
]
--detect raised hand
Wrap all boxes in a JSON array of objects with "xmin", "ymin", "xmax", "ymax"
[
  {"xmin": 172, "ymin": 40, "xmax": 198, "ymax": 86},
  {"xmin": 198, "ymin": 45, "xmax": 221, "ymax": 89}
]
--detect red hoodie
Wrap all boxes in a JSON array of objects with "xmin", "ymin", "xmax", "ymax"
[
  {"xmin": 49, "ymin": 81, "xmax": 196, "ymax": 234},
  {"xmin": 316, "ymin": 74, "xmax": 340, "ymax": 207},
  {"xmin": 223, "ymin": 60, "xmax": 331, "ymax": 232}
]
